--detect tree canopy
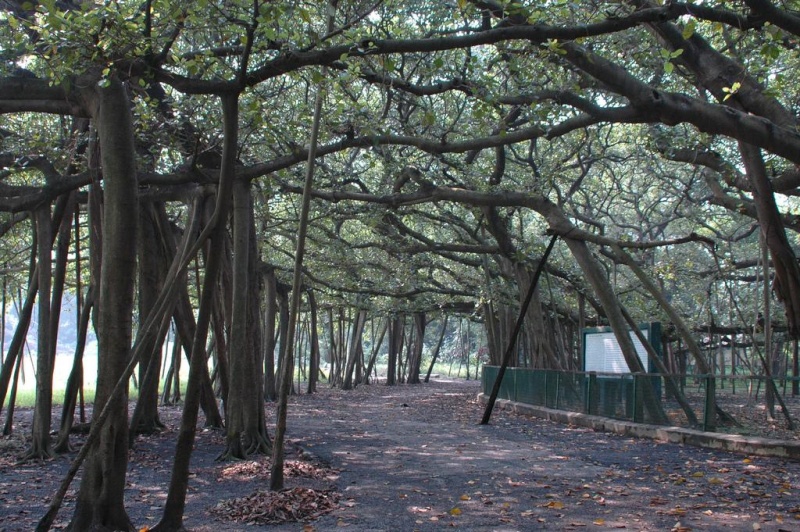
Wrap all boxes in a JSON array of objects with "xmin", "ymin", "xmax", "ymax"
[{"xmin": 2, "ymin": 0, "xmax": 800, "ymax": 529}]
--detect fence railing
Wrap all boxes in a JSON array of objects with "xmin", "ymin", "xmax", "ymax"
[{"xmin": 481, "ymin": 365, "xmax": 800, "ymax": 434}]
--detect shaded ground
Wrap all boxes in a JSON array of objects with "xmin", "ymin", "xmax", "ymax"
[{"xmin": 1, "ymin": 378, "xmax": 800, "ymax": 531}]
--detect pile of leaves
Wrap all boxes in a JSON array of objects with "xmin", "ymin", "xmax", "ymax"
[
  {"xmin": 218, "ymin": 458, "xmax": 338, "ymax": 482},
  {"xmin": 210, "ymin": 487, "xmax": 339, "ymax": 525}
]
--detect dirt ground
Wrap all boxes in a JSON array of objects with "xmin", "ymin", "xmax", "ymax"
[{"xmin": 1, "ymin": 378, "xmax": 800, "ymax": 531}]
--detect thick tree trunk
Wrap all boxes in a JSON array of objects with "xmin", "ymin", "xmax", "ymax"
[
  {"xmin": 69, "ymin": 77, "xmax": 138, "ymax": 532},
  {"xmin": 221, "ymin": 178, "xmax": 250, "ymax": 459},
  {"xmin": 245, "ymin": 209, "xmax": 270, "ymax": 452},
  {"xmin": 221, "ymin": 179, "xmax": 270, "ymax": 459}
]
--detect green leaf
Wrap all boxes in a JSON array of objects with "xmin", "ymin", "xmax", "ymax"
[{"xmin": 682, "ymin": 20, "xmax": 696, "ymax": 40}]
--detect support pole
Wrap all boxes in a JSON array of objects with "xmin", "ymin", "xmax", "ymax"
[{"xmin": 481, "ymin": 234, "xmax": 558, "ymax": 425}]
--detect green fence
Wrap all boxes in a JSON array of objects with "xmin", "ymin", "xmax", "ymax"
[
  {"xmin": 483, "ymin": 366, "xmax": 593, "ymax": 412},
  {"xmin": 482, "ymin": 365, "xmax": 800, "ymax": 432}
]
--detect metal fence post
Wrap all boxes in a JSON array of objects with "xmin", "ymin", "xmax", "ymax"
[
  {"xmin": 586, "ymin": 372, "xmax": 598, "ymax": 415},
  {"xmin": 703, "ymin": 374, "xmax": 717, "ymax": 432},
  {"xmin": 632, "ymin": 375, "xmax": 643, "ymax": 423},
  {"xmin": 542, "ymin": 370, "xmax": 548, "ymax": 407}
]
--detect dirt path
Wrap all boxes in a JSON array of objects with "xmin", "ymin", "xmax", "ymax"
[
  {"xmin": 284, "ymin": 379, "xmax": 800, "ymax": 531},
  {"xmin": 1, "ymin": 378, "xmax": 799, "ymax": 531}
]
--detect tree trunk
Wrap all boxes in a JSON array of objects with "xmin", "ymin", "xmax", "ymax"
[
  {"xmin": 69, "ymin": 76, "xmax": 138, "ymax": 532},
  {"xmin": 245, "ymin": 209, "xmax": 270, "ymax": 452},
  {"xmin": 741, "ymin": 142, "xmax": 800, "ymax": 338},
  {"xmin": 482, "ymin": 301, "xmax": 503, "ymax": 366},
  {"xmin": 270, "ymin": 62, "xmax": 327, "ymax": 490},
  {"xmin": 152, "ymin": 94, "xmax": 238, "ymax": 532},
  {"xmin": 564, "ymin": 236, "xmax": 668, "ymax": 425},
  {"xmin": 425, "ymin": 315, "xmax": 449, "ymax": 382},
  {"xmin": 342, "ymin": 309, "xmax": 367, "ymax": 390},
  {"xmin": 361, "ymin": 317, "xmax": 388, "ymax": 385},
  {"xmin": 130, "ymin": 200, "xmax": 168, "ymax": 438},
  {"xmin": 306, "ymin": 289, "xmax": 320, "ymax": 393},
  {"xmin": 276, "ymin": 287, "xmax": 290, "ymax": 390},
  {"xmin": 407, "ymin": 312, "xmax": 426, "ymax": 384},
  {"xmin": 54, "ymin": 285, "xmax": 95, "ymax": 452},
  {"xmin": 27, "ymin": 204, "xmax": 54, "ymax": 459},
  {"xmin": 222, "ymin": 176, "xmax": 248, "ymax": 459},
  {"xmin": 263, "ymin": 266, "xmax": 278, "ymax": 400},
  {"xmin": 0, "ymin": 266, "xmax": 37, "ymax": 423},
  {"xmin": 220, "ymin": 179, "xmax": 270, "ymax": 459},
  {"xmin": 386, "ymin": 314, "xmax": 404, "ymax": 386}
]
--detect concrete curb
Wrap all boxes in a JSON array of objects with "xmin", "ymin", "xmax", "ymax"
[{"xmin": 478, "ymin": 393, "xmax": 800, "ymax": 461}]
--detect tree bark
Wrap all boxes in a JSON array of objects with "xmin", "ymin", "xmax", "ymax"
[
  {"xmin": 26, "ymin": 205, "xmax": 54, "ymax": 459},
  {"xmin": 220, "ymin": 179, "xmax": 270, "ymax": 459},
  {"xmin": 564, "ymin": 235, "xmax": 667, "ymax": 425},
  {"xmin": 245, "ymin": 207, "xmax": 270, "ymax": 451},
  {"xmin": 362, "ymin": 317, "xmax": 388, "ymax": 385},
  {"xmin": 306, "ymin": 289, "xmax": 320, "ymax": 393},
  {"xmin": 740, "ymin": 142, "xmax": 800, "ymax": 338},
  {"xmin": 263, "ymin": 266, "xmax": 278, "ymax": 400},
  {"xmin": 386, "ymin": 314, "xmax": 403, "ymax": 386},
  {"xmin": 342, "ymin": 309, "xmax": 367, "ymax": 390},
  {"xmin": 152, "ymin": 94, "xmax": 238, "ymax": 531},
  {"xmin": 69, "ymin": 76, "xmax": 138, "ymax": 532},
  {"xmin": 424, "ymin": 315, "xmax": 449, "ymax": 382},
  {"xmin": 407, "ymin": 312, "xmax": 426, "ymax": 384},
  {"xmin": 130, "ymin": 200, "xmax": 169, "ymax": 438}
]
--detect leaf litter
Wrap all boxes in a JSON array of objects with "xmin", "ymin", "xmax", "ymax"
[{"xmin": 210, "ymin": 486, "xmax": 339, "ymax": 525}]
